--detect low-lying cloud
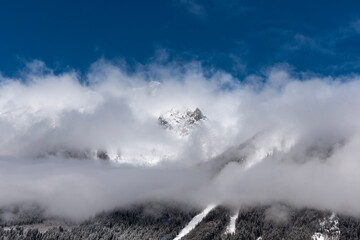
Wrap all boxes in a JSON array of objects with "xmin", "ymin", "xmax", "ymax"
[{"xmin": 1, "ymin": 59, "xmax": 360, "ymax": 219}]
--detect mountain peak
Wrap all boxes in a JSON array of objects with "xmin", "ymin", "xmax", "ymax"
[{"xmin": 158, "ymin": 107, "xmax": 206, "ymax": 137}]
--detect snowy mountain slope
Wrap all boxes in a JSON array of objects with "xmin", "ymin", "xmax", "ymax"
[
  {"xmin": 201, "ymin": 130, "xmax": 292, "ymax": 175},
  {"xmin": 35, "ymin": 107, "xmax": 207, "ymax": 166}
]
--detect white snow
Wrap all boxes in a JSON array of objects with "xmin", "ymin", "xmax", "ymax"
[
  {"xmin": 225, "ymin": 210, "xmax": 239, "ymax": 234},
  {"xmin": 106, "ymin": 149, "xmax": 172, "ymax": 166},
  {"xmin": 173, "ymin": 204, "xmax": 216, "ymax": 240},
  {"xmin": 243, "ymin": 130, "xmax": 296, "ymax": 170},
  {"xmin": 312, "ymin": 212, "xmax": 340, "ymax": 240},
  {"xmin": 312, "ymin": 233, "xmax": 325, "ymax": 240}
]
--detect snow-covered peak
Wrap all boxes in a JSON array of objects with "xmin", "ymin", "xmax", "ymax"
[{"xmin": 158, "ymin": 107, "xmax": 206, "ymax": 137}]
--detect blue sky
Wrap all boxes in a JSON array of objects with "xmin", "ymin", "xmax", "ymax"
[{"xmin": 1, "ymin": 0, "xmax": 360, "ymax": 77}]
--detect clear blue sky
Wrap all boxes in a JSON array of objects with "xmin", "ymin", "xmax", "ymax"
[{"xmin": 1, "ymin": 0, "xmax": 360, "ymax": 77}]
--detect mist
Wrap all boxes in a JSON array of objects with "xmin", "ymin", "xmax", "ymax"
[{"xmin": 1, "ymin": 59, "xmax": 360, "ymax": 219}]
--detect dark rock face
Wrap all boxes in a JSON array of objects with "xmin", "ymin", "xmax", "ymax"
[
  {"xmin": 1, "ymin": 203, "xmax": 359, "ymax": 240},
  {"xmin": 188, "ymin": 108, "xmax": 206, "ymax": 123},
  {"xmin": 158, "ymin": 117, "xmax": 172, "ymax": 129},
  {"xmin": 44, "ymin": 148, "xmax": 93, "ymax": 160},
  {"xmin": 96, "ymin": 150, "xmax": 109, "ymax": 160}
]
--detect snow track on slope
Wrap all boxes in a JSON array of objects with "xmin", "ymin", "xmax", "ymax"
[
  {"xmin": 225, "ymin": 210, "xmax": 239, "ymax": 234},
  {"xmin": 173, "ymin": 204, "xmax": 216, "ymax": 240}
]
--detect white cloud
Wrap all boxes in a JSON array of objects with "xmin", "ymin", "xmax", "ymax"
[{"xmin": 1, "ymin": 59, "xmax": 360, "ymax": 219}]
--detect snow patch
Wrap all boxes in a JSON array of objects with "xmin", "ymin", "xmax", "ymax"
[
  {"xmin": 312, "ymin": 213, "xmax": 340, "ymax": 240},
  {"xmin": 225, "ymin": 210, "xmax": 239, "ymax": 235},
  {"xmin": 312, "ymin": 233, "xmax": 325, "ymax": 240}
]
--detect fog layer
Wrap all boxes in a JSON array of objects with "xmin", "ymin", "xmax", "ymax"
[{"xmin": 1, "ymin": 60, "xmax": 360, "ymax": 219}]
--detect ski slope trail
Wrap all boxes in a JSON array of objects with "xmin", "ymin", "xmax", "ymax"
[
  {"xmin": 173, "ymin": 204, "xmax": 216, "ymax": 240},
  {"xmin": 225, "ymin": 209, "xmax": 239, "ymax": 234}
]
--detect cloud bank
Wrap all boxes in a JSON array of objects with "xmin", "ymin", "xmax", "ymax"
[{"xmin": 1, "ymin": 59, "xmax": 360, "ymax": 219}]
